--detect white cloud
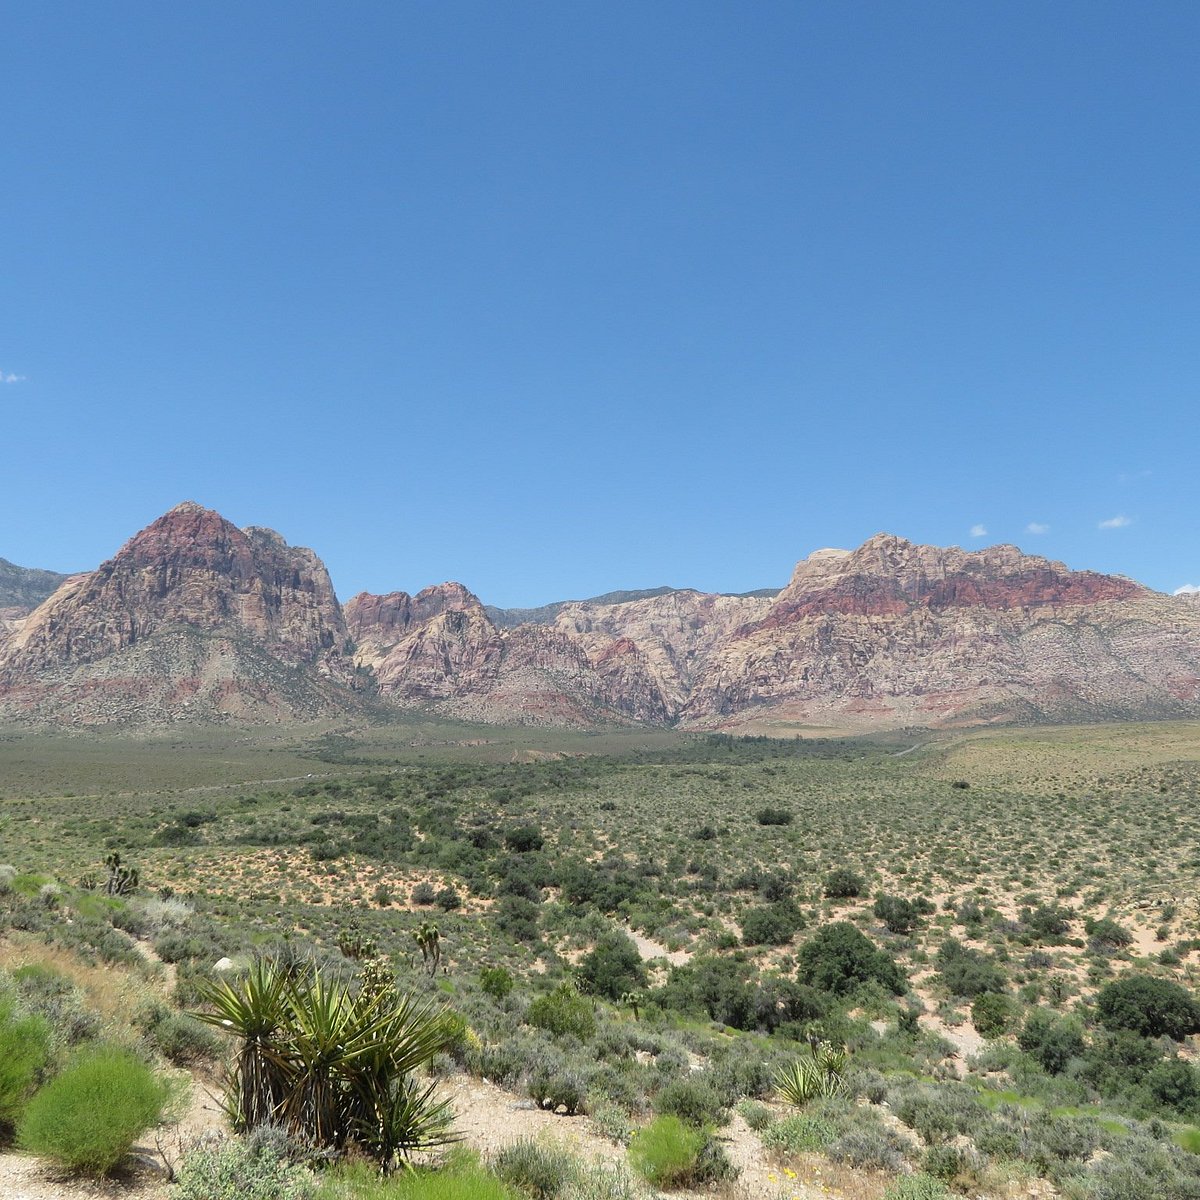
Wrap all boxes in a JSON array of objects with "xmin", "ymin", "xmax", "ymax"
[
  {"xmin": 1098, "ymin": 515, "xmax": 1132, "ymax": 529},
  {"xmin": 1, "ymin": 372, "xmax": 26, "ymax": 384},
  {"xmin": 1175, "ymin": 585, "xmax": 1200, "ymax": 596},
  {"xmin": 1025, "ymin": 522, "xmax": 1050, "ymax": 535},
  {"xmin": 969, "ymin": 524, "xmax": 987, "ymax": 538}
]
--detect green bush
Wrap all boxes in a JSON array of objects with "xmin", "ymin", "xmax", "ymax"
[
  {"xmin": 823, "ymin": 869, "xmax": 865, "ymax": 899},
  {"xmin": 883, "ymin": 1175, "xmax": 953, "ymax": 1200},
  {"xmin": 761, "ymin": 1113, "xmax": 837, "ymax": 1155},
  {"xmin": 627, "ymin": 1115, "xmax": 706, "ymax": 1187},
  {"xmin": 320, "ymin": 1157, "xmax": 521, "ymax": 1200},
  {"xmin": 797, "ymin": 923, "xmax": 905, "ymax": 997},
  {"xmin": 971, "ymin": 991, "xmax": 1015, "ymax": 1038},
  {"xmin": 935, "ymin": 939, "xmax": 1006, "ymax": 998},
  {"xmin": 17, "ymin": 1044, "xmax": 173, "ymax": 1175},
  {"xmin": 1019, "ymin": 1009, "xmax": 1086, "ymax": 1075},
  {"xmin": 150, "ymin": 1011, "xmax": 222, "ymax": 1065},
  {"xmin": 1096, "ymin": 975, "xmax": 1200, "ymax": 1040},
  {"xmin": 177, "ymin": 1131, "xmax": 317, "ymax": 1200},
  {"xmin": 480, "ymin": 968, "xmax": 514, "ymax": 1001},
  {"xmin": 575, "ymin": 934, "xmax": 646, "ymax": 1001},
  {"xmin": 0, "ymin": 1000, "xmax": 51, "ymax": 1134},
  {"xmin": 493, "ymin": 1138, "xmax": 573, "ymax": 1199},
  {"xmin": 741, "ymin": 903, "xmax": 804, "ymax": 947},
  {"xmin": 653, "ymin": 1076, "xmax": 728, "ymax": 1128},
  {"xmin": 526, "ymin": 985, "xmax": 596, "ymax": 1041}
]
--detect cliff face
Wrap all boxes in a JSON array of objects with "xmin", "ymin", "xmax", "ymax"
[
  {"xmin": 3, "ymin": 511, "xmax": 1198, "ymax": 731},
  {"xmin": 344, "ymin": 586, "xmax": 672, "ymax": 726},
  {"xmin": 0, "ymin": 502, "xmax": 355, "ymax": 725},
  {"xmin": 680, "ymin": 535, "xmax": 1200, "ymax": 728}
]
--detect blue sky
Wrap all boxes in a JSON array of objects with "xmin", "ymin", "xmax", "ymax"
[{"xmin": 3, "ymin": 2, "xmax": 1198, "ymax": 605}]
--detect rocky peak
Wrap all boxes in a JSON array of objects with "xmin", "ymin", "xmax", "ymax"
[
  {"xmin": 344, "ymin": 583, "xmax": 484, "ymax": 641},
  {"xmin": 0, "ymin": 503, "xmax": 348, "ymax": 681}
]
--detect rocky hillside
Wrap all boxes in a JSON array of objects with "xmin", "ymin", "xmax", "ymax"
[
  {"xmin": 2, "ymin": 505, "xmax": 1198, "ymax": 730},
  {"xmin": 0, "ymin": 502, "xmax": 357, "ymax": 725},
  {"xmin": 682, "ymin": 534, "xmax": 1200, "ymax": 728},
  {"xmin": 0, "ymin": 557, "xmax": 71, "ymax": 608}
]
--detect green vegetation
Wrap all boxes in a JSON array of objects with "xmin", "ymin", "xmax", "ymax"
[
  {"xmin": 3, "ymin": 718, "xmax": 1200, "ymax": 1195},
  {"xmin": 16, "ymin": 1044, "xmax": 174, "ymax": 1175}
]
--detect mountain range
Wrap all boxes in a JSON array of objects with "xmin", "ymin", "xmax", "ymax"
[{"xmin": 2, "ymin": 501, "xmax": 1198, "ymax": 730}]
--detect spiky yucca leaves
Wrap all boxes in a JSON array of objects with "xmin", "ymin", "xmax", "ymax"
[
  {"xmin": 192, "ymin": 957, "xmax": 290, "ymax": 1129},
  {"xmin": 774, "ymin": 1040, "xmax": 848, "ymax": 1106},
  {"xmin": 194, "ymin": 959, "xmax": 459, "ymax": 1168}
]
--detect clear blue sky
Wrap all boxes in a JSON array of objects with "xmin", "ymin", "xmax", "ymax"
[{"xmin": 3, "ymin": 2, "xmax": 1198, "ymax": 604}]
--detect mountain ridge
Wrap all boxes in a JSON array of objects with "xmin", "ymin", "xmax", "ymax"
[{"xmin": 2, "ymin": 503, "xmax": 1198, "ymax": 730}]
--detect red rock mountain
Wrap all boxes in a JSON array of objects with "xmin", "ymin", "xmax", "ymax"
[
  {"xmin": 3, "ymin": 506, "xmax": 1199, "ymax": 730},
  {"xmin": 0, "ymin": 503, "xmax": 354, "ymax": 725}
]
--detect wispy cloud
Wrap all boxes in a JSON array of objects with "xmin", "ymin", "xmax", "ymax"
[
  {"xmin": 969, "ymin": 523, "xmax": 987, "ymax": 538},
  {"xmin": 1025, "ymin": 522, "xmax": 1050, "ymax": 535},
  {"xmin": 1098, "ymin": 514, "xmax": 1132, "ymax": 530},
  {"xmin": 1175, "ymin": 584, "xmax": 1200, "ymax": 596},
  {"xmin": 1118, "ymin": 468, "xmax": 1153, "ymax": 484},
  {"xmin": 1, "ymin": 372, "xmax": 26, "ymax": 384}
]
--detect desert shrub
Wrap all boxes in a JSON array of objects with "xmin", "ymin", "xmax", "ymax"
[
  {"xmin": 774, "ymin": 1042, "xmax": 847, "ymax": 1106},
  {"xmin": 756, "ymin": 808, "xmax": 792, "ymax": 826},
  {"xmin": 12, "ymin": 964, "xmax": 101, "ymax": 1048},
  {"xmin": 0, "ymin": 1000, "xmax": 50, "ymax": 1133},
  {"xmin": 527, "ymin": 1066, "xmax": 588, "ymax": 1116},
  {"xmin": 17, "ymin": 1044, "xmax": 173, "ymax": 1175},
  {"xmin": 505, "ymin": 826, "xmax": 545, "ymax": 853},
  {"xmin": 735, "ymin": 1099, "xmax": 774, "ymax": 1131},
  {"xmin": 1146, "ymin": 1058, "xmax": 1200, "ymax": 1114},
  {"xmin": 653, "ymin": 1076, "xmax": 728, "ymax": 1128},
  {"xmin": 150, "ymin": 1012, "xmax": 222, "ymax": 1065},
  {"xmin": 493, "ymin": 1138, "xmax": 573, "ymax": 1199},
  {"xmin": 1021, "ymin": 904, "xmax": 1073, "ymax": 944},
  {"xmin": 827, "ymin": 1122, "xmax": 912, "ymax": 1171},
  {"xmin": 883, "ymin": 1176, "xmax": 953, "ymax": 1200},
  {"xmin": 923, "ymin": 1143, "xmax": 965, "ymax": 1180},
  {"xmin": 762, "ymin": 1112, "xmax": 837, "ymax": 1154},
  {"xmin": 320, "ymin": 1157, "xmax": 521, "ymax": 1199},
  {"xmin": 1086, "ymin": 917, "xmax": 1134, "ymax": 951},
  {"xmin": 890, "ymin": 1083, "xmax": 985, "ymax": 1144},
  {"xmin": 176, "ymin": 1130, "xmax": 317, "ymax": 1200},
  {"xmin": 435, "ymin": 887, "xmax": 462, "ymax": 912},
  {"xmin": 480, "ymin": 968, "xmax": 514, "ymax": 1001},
  {"xmin": 741, "ymin": 903, "xmax": 804, "ymax": 947},
  {"xmin": 935, "ymin": 939, "xmax": 1006, "ymax": 998},
  {"xmin": 627, "ymin": 1115, "xmax": 705, "ymax": 1187},
  {"xmin": 411, "ymin": 882, "xmax": 437, "ymax": 907},
  {"xmin": 1019, "ymin": 1009, "xmax": 1086, "ymax": 1075},
  {"xmin": 797, "ymin": 922, "xmax": 905, "ymax": 997},
  {"xmin": 1096, "ymin": 975, "xmax": 1200, "ymax": 1040},
  {"xmin": 971, "ymin": 991, "xmax": 1015, "ymax": 1038},
  {"xmin": 527, "ymin": 985, "xmax": 596, "ymax": 1041},
  {"xmin": 823, "ymin": 869, "xmax": 865, "ymax": 899},
  {"xmin": 874, "ymin": 894, "xmax": 922, "ymax": 936},
  {"xmin": 575, "ymin": 934, "xmax": 646, "ymax": 1001}
]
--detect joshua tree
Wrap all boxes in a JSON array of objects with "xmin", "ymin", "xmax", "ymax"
[
  {"xmin": 413, "ymin": 923, "xmax": 441, "ymax": 976},
  {"xmin": 104, "ymin": 852, "xmax": 139, "ymax": 896}
]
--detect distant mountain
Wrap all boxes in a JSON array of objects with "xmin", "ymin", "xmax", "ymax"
[
  {"xmin": 3, "ymin": 505, "xmax": 1199, "ymax": 730},
  {"xmin": 0, "ymin": 502, "xmax": 357, "ymax": 726},
  {"xmin": 0, "ymin": 557, "xmax": 71, "ymax": 608},
  {"xmin": 484, "ymin": 585, "xmax": 781, "ymax": 629}
]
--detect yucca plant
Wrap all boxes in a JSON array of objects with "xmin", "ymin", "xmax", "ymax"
[
  {"xmin": 192, "ymin": 957, "xmax": 291, "ymax": 1129},
  {"xmin": 193, "ymin": 958, "xmax": 460, "ymax": 1169},
  {"xmin": 774, "ymin": 1040, "xmax": 848, "ymax": 1106}
]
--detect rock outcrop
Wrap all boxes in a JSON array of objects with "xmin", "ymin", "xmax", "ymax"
[
  {"xmin": 3, "ymin": 509, "xmax": 1199, "ymax": 731},
  {"xmin": 0, "ymin": 502, "xmax": 355, "ymax": 725},
  {"xmin": 681, "ymin": 535, "xmax": 1200, "ymax": 728}
]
